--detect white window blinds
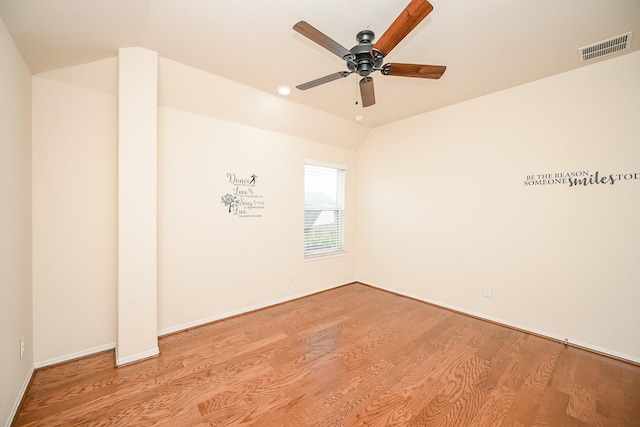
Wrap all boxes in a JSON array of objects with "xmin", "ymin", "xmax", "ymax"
[{"xmin": 304, "ymin": 163, "xmax": 345, "ymax": 257}]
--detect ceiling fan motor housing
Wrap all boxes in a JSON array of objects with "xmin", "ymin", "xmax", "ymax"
[{"xmin": 347, "ymin": 30, "xmax": 383, "ymax": 76}]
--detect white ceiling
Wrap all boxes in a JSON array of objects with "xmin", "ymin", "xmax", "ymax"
[{"xmin": 1, "ymin": 0, "xmax": 638, "ymax": 128}]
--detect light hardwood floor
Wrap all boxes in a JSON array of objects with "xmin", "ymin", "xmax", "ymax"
[{"xmin": 13, "ymin": 283, "xmax": 640, "ymax": 426}]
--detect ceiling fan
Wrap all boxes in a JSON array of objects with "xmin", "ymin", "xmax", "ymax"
[{"xmin": 293, "ymin": 0, "xmax": 446, "ymax": 108}]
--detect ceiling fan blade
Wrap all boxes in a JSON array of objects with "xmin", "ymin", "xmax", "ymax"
[
  {"xmin": 293, "ymin": 21, "xmax": 352, "ymax": 59},
  {"xmin": 360, "ymin": 77, "xmax": 375, "ymax": 107},
  {"xmin": 382, "ymin": 63, "xmax": 446, "ymax": 79},
  {"xmin": 373, "ymin": 0, "xmax": 434, "ymax": 58},
  {"xmin": 296, "ymin": 71, "xmax": 350, "ymax": 90}
]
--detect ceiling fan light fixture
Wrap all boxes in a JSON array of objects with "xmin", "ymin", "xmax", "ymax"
[{"xmin": 277, "ymin": 86, "xmax": 292, "ymax": 95}]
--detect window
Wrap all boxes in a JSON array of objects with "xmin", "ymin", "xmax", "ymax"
[{"xmin": 304, "ymin": 162, "xmax": 346, "ymax": 258}]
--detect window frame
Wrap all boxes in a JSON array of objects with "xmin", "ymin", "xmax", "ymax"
[{"xmin": 303, "ymin": 161, "xmax": 346, "ymax": 260}]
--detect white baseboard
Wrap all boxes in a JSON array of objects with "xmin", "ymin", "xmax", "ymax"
[
  {"xmin": 158, "ymin": 282, "xmax": 349, "ymax": 336},
  {"xmin": 34, "ymin": 342, "xmax": 116, "ymax": 369},
  {"xmin": 27, "ymin": 281, "xmax": 640, "ymax": 370},
  {"xmin": 5, "ymin": 364, "xmax": 34, "ymax": 427},
  {"xmin": 5, "ymin": 284, "xmax": 353, "ymax": 426},
  {"xmin": 116, "ymin": 346, "xmax": 160, "ymax": 367},
  {"xmin": 30, "ymin": 282, "xmax": 351, "ymax": 371},
  {"xmin": 367, "ymin": 282, "xmax": 640, "ymax": 365}
]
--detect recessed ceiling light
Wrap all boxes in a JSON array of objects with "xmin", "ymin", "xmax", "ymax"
[
  {"xmin": 277, "ymin": 86, "xmax": 291, "ymax": 96},
  {"xmin": 355, "ymin": 115, "xmax": 364, "ymax": 122}
]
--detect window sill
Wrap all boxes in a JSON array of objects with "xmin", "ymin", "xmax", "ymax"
[{"xmin": 304, "ymin": 250, "xmax": 346, "ymax": 262}]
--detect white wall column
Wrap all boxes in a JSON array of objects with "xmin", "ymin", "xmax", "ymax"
[{"xmin": 116, "ymin": 47, "xmax": 159, "ymax": 365}]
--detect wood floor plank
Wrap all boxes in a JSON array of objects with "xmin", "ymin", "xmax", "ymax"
[
  {"xmin": 550, "ymin": 346, "xmax": 580, "ymax": 393},
  {"xmin": 469, "ymin": 385, "xmax": 518, "ymax": 426},
  {"xmin": 13, "ymin": 283, "xmax": 640, "ymax": 426},
  {"xmin": 416, "ymin": 354, "xmax": 489, "ymax": 425},
  {"xmin": 567, "ymin": 384, "xmax": 597, "ymax": 425},
  {"xmin": 532, "ymin": 387, "xmax": 572, "ymax": 427},
  {"xmin": 501, "ymin": 385, "xmax": 545, "ymax": 426}
]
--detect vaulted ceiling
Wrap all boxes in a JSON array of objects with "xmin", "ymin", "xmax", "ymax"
[{"xmin": 1, "ymin": 0, "xmax": 638, "ymax": 128}]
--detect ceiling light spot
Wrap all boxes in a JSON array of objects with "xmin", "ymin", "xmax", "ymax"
[
  {"xmin": 355, "ymin": 115, "xmax": 364, "ymax": 122},
  {"xmin": 277, "ymin": 86, "xmax": 291, "ymax": 96}
]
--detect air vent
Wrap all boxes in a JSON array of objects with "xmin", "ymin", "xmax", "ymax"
[{"xmin": 579, "ymin": 32, "xmax": 633, "ymax": 62}]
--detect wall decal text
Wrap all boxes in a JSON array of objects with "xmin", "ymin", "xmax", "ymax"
[
  {"xmin": 524, "ymin": 170, "xmax": 639, "ymax": 187},
  {"xmin": 221, "ymin": 173, "xmax": 265, "ymax": 217}
]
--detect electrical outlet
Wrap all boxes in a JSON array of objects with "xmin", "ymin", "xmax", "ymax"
[
  {"xmin": 290, "ymin": 270, "xmax": 296, "ymax": 281},
  {"xmin": 20, "ymin": 337, "xmax": 24, "ymax": 360},
  {"xmin": 483, "ymin": 286, "xmax": 493, "ymax": 298}
]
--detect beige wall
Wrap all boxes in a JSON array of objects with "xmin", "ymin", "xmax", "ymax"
[
  {"xmin": 157, "ymin": 58, "xmax": 359, "ymax": 332},
  {"xmin": 357, "ymin": 51, "xmax": 640, "ymax": 362},
  {"xmin": 26, "ymin": 46, "xmax": 640, "ymax": 370},
  {"xmin": 158, "ymin": 58, "xmax": 369, "ymax": 151},
  {"xmin": 32, "ymin": 61, "xmax": 118, "ymax": 365},
  {"xmin": 116, "ymin": 48, "xmax": 159, "ymax": 365},
  {"xmin": 30, "ymin": 55, "xmax": 359, "ymax": 365},
  {"xmin": 0, "ymin": 16, "xmax": 33, "ymax": 426}
]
